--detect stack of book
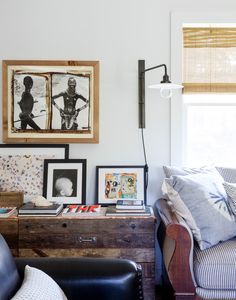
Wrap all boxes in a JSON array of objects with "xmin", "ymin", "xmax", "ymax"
[
  {"xmin": 106, "ymin": 200, "xmax": 152, "ymax": 216},
  {"xmin": 18, "ymin": 202, "xmax": 63, "ymax": 216},
  {"xmin": 0, "ymin": 207, "xmax": 17, "ymax": 218}
]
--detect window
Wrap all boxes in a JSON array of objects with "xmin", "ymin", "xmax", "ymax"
[
  {"xmin": 182, "ymin": 24, "xmax": 236, "ymax": 167},
  {"xmin": 183, "ymin": 94, "xmax": 236, "ymax": 166}
]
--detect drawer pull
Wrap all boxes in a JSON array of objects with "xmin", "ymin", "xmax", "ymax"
[{"xmin": 78, "ymin": 236, "xmax": 97, "ymax": 243}]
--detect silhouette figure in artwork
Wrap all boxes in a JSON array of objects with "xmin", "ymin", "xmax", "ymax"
[
  {"xmin": 52, "ymin": 77, "xmax": 89, "ymax": 130},
  {"xmin": 18, "ymin": 76, "xmax": 41, "ymax": 130}
]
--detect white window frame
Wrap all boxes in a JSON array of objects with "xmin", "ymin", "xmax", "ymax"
[{"xmin": 170, "ymin": 12, "xmax": 236, "ymax": 166}]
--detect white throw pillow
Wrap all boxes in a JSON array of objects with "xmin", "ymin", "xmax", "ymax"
[{"xmin": 11, "ymin": 265, "xmax": 68, "ymax": 300}]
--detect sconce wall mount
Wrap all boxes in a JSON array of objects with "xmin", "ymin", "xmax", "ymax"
[{"xmin": 138, "ymin": 59, "xmax": 183, "ymax": 128}]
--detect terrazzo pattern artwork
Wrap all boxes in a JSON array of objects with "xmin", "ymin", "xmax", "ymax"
[{"xmin": 0, "ymin": 155, "xmax": 54, "ymax": 201}]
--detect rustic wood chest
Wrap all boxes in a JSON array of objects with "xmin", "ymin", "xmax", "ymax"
[{"xmin": 1, "ymin": 214, "xmax": 156, "ymax": 300}]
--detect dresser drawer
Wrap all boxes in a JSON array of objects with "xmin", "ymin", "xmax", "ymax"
[
  {"xmin": 19, "ymin": 232, "xmax": 154, "ymax": 248},
  {"xmin": 19, "ymin": 217, "xmax": 155, "ymax": 249},
  {"xmin": 19, "ymin": 217, "xmax": 155, "ymax": 234}
]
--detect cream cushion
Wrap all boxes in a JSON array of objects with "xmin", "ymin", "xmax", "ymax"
[{"xmin": 11, "ymin": 265, "xmax": 68, "ymax": 300}]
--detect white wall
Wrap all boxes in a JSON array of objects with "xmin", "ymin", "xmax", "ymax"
[{"xmin": 0, "ymin": 0, "xmax": 236, "ymax": 205}]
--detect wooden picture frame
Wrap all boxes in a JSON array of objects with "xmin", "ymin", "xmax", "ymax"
[
  {"xmin": 0, "ymin": 143, "xmax": 69, "ymax": 158},
  {"xmin": 2, "ymin": 60, "xmax": 99, "ymax": 143},
  {"xmin": 43, "ymin": 159, "xmax": 87, "ymax": 204},
  {"xmin": 96, "ymin": 165, "xmax": 146, "ymax": 205}
]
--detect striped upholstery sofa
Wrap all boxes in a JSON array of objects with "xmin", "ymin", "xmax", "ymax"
[{"xmin": 156, "ymin": 167, "xmax": 236, "ymax": 300}]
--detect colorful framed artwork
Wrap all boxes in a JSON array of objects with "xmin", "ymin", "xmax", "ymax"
[
  {"xmin": 2, "ymin": 60, "xmax": 99, "ymax": 143},
  {"xmin": 96, "ymin": 165, "xmax": 146, "ymax": 205},
  {"xmin": 43, "ymin": 159, "xmax": 86, "ymax": 204},
  {"xmin": 0, "ymin": 144, "xmax": 69, "ymax": 202}
]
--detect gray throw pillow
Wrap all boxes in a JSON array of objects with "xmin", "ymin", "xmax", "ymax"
[
  {"xmin": 163, "ymin": 165, "xmax": 223, "ymax": 180},
  {"xmin": 223, "ymin": 182, "xmax": 236, "ymax": 215},
  {"xmin": 163, "ymin": 173, "xmax": 236, "ymax": 250},
  {"xmin": 216, "ymin": 167, "xmax": 236, "ymax": 183}
]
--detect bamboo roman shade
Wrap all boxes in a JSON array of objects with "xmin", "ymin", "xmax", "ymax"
[{"xmin": 183, "ymin": 27, "xmax": 236, "ymax": 93}]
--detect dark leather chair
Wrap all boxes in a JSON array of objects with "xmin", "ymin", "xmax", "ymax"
[{"xmin": 0, "ymin": 235, "xmax": 143, "ymax": 300}]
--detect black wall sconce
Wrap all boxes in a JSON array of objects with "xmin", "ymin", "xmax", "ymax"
[
  {"xmin": 138, "ymin": 60, "xmax": 183, "ymax": 193},
  {"xmin": 138, "ymin": 59, "xmax": 183, "ymax": 128}
]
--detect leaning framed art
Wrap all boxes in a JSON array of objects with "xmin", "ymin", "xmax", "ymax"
[
  {"xmin": 0, "ymin": 144, "xmax": 69, "ymax": 202},
  {"xmin": 43, "ymin": 159, "xmax": 87, "ymax": 204},
  {"xmin": 96, "ymin": 165, "xmax": 146, "ymax": 205},
  {"xmin": 2, "ymin": 60, "xmax": 99, "ymax": 143}
]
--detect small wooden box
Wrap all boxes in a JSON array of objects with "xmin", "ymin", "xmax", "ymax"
[{"xmin": 0, "ymin": 192, "xmax": 23, "ymax": 208}]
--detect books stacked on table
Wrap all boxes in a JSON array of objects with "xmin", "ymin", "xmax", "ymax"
[
  {"xmin": 0, "ymin": 207, "xmax": 17, "ymax": 218},
  {"xmin": 116, "ymin": 200, "xmax": 145, "ymax": 211},
  {"xmin": 62, "ymin": 204, "xmax": 104, "ymax": 217},
  {"xmin": 18, "ymin": 202, "xmax": 63, "ymax": 216},
  {"xmin": 106, "ymin": 200, "xmax": 153, "ymax": 216}
]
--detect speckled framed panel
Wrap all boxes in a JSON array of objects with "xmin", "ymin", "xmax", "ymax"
[{"xmin": 0, "ymin": 144, "xmax": 69, "ymax": 202}]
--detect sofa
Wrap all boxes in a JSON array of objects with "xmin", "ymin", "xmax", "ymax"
[
  {"xmin": 0, "ymin": 234, "xmax": 143, "ymax": 300},
  {"xmin": 155, "ymin": 166, "xmax": 236, "ymax": 300}
]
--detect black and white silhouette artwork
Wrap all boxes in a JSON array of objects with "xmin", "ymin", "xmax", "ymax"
[
  {"xmin": 3, "ymin": 60, "xmax": 99, "ymax": 143},
  {"xmin": 51, "ymin": 74, "xmax": 90, "ymax": 131},
  {"xmin": 13, "ymin": 74, "xmax": 49, "ymax": 130}
]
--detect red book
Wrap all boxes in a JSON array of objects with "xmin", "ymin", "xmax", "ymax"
[{"xmin": 62, "ymin": 205, "xmax": 101, "ymax": 216}]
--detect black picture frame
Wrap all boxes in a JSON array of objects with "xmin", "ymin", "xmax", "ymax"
[
  {"xmin": 96, "ymin": 165, "xmax": 146, "ymax": 206},
  {"xmin": 43, "ymin": 159, "xmax": 86, "ymax": 205}
]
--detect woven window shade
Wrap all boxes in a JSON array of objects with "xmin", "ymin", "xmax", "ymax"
[{"xmin": 183, "ymin": 27, "xmax": 236, "ymax": 93}]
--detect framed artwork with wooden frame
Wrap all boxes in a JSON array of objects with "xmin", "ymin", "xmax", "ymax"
[
  {"xmin": 96, "ymin": 165, "xmax": 146, "ymax": 205},
  {"xmin": 2, "ymin": 60, "xmax": 99, "ymax": 143}
]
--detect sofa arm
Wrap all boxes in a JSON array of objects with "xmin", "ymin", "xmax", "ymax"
[
  {"xmin": 156, "ymin": 199, "xmax": 196, "ymax": 298},
  {"xmin": 15, "ymin": 257, "xmax": 143, "ymax": 300}
]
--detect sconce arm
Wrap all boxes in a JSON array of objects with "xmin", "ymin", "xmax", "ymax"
[{"xmin": 140, "ymin": 64, "xmax": 168, "ymax": 78}]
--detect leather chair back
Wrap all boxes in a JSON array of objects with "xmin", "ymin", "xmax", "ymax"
[{"xmin": 0, "ymin": 235, "xmax": 20, "ymax": 300}]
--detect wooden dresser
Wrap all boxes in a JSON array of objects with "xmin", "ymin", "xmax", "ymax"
[
  {"xmin": 0, "ymin": 216, "xmax": 18, "ymax": 256},
  {"xmin": 2, "ymin": 214, "xmax": 156, "ymax": 300}
]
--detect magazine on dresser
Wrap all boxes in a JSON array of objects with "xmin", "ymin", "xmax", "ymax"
[
  {"xmin": 116, "ymin": 199, "xmax": 145, "ymax": 210},
  {"xmin": 106, "ymin": 206, "xmax": 153, "ymax": 216},
  {"xmin": 0, "ymin": 207, "xmax": 17, "ymax": 218}
]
